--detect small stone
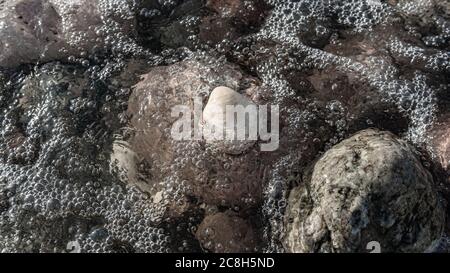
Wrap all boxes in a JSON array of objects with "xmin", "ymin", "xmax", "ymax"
[{"xmin": 153, "ymin": 191, "xmax": 163, "ymax": 204}]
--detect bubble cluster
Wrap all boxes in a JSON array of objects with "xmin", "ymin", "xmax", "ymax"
[{"xmin": 0, "ymin": 62, "xmax": 177, "ymax": 253}]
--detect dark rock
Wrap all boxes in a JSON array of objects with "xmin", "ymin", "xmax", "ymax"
[
  {"xmin": 199, "ymin": 0, "xmax": 270, "ymax": 46},
  {"xmin": 429, "ymin": 115, "xmax": 450, "ymax": 177}
]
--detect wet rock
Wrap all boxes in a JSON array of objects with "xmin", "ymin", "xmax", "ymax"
[
  {"xmin": 429, "ymin": 115, "xmax": 450, "ymax": 176},
  {"xmin": 137, "ymin": 0, "xmax": 270, "ymax": 50},
  {"xmin": 127, "ymin": 58, "xmax": 268, "ymax": 208},
  {"xmin": 283, "ymin": 129, "xmax": 445, "ymax": 253},
  {"xmin": 196, "ymin": 211, "xmax": 257, "ymax": 253},
  {"xmin": 110, "ymin": 140, "xmax": 153, "ymax": 193},
  {"xmin": 0, "ymin": 0, "xmax": 136, "ymax": 68},
  {"xmin": 305, "ymin": 67, "xmax": 411, "ymax": 136},
  {"xmin": 199, "ymin": 0, "xmax": 270, "ymax": 46},
  {"xmin": 136, "ymin": 0, "xmax": 198, "ymax": 49},
  {"xmin": 205, "ymin": 0, "xmax": 269, "ymax": 29},
  {"xmin": 0, "ymin": 61, "xmax": 173, "ymax": 253},
  {"xmin": 151, "ymin": 0, "xmax": 204, "ymax": 49},
  {"xmin": 0, "ymin": 0, "xmax": 448, "ymax": 254}
]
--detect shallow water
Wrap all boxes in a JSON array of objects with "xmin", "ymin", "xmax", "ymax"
[{"xmin": 0, "ymin": 0, "xmax": 449, "ymax": 253}]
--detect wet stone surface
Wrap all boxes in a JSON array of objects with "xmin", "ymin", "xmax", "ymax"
[{"xmin": 283, "ymin": 129, "xmax": 445, "ymax": 253}]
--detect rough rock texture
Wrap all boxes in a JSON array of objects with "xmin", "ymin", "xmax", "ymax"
[
  {"xmin": 0, "ymin": 0, "xmax": 136, "ymax": 68},
  {"xmin": 126, "ymin": 58, "xmax": 270, "ymax": 209},
  {"xmin": 196, "ymin": 211, "xmax": 257, "ymax": 253},
  {"xmin": 283, "ymin": 129, "xmax": 445, "ymax": 253}
]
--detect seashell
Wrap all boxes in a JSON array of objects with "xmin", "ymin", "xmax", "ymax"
[{"xmin": 201, "ymin": 86, "xmax": 258, "ymax": 154}]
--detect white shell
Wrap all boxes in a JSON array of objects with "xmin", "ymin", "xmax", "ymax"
[{"xmin": 201, "ymin": 86, "xmax": 257, "ymax": 154}]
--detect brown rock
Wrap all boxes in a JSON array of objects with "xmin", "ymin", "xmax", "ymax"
[
  {"xmin": 430, "ymin": 115, "xmax": 450, "ymax": 174},
  {"xmin": 126, "ymin": 58, "xmax": 268, "ymax": 209},
  {"xmin": 196, "ymin": 212, "xmax": 257, "ymax": 253}
]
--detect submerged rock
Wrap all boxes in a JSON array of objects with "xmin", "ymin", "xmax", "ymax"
[
  {"xmin": 136, "ymin": 0, "xmax": 270, "ymax": 50},
  {"xmin": 430, "ymin": 116, "xmax": 450, "ymax": 173},
  {"xmin": 283, "ymin": 129, "xmax": 445, "ymax": 253},
  {"xmin": 0, "ymin": 62, "xmax": 171, "ymax": 253},
  {"xmin": 0, "ymin": 0, "xmax": 449, "ymax": 254},
  {"xmin": 196, "ymin": 211, "xmax": 257, "ymax": 253},
  {"xmin": 199, "ymin": 0, "xmax": 270, "ymax": 46},
  {"xmin": 0, "ymin": 0, "xmax": 137, "ymax": 68},
  {"xmin": 127, "ymin": 57, "xmax": 268, "ymax": 209}
]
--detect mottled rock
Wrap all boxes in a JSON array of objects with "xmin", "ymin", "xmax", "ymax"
[
  {"xmin": 0, "ymin": 0, "xmax": 136, "ymax": 68},
  {"xmin": 283, "ymin": 129, "xmax": 445, "ymax": 253},
  {"xmin": 196, "ymin": 212, "xmax": 257, "ymax": 253}
]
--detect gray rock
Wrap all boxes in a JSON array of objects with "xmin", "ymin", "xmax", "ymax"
[{"xmin": 283, "ymin": 129, "xmax": 445, "ymax": 253}]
